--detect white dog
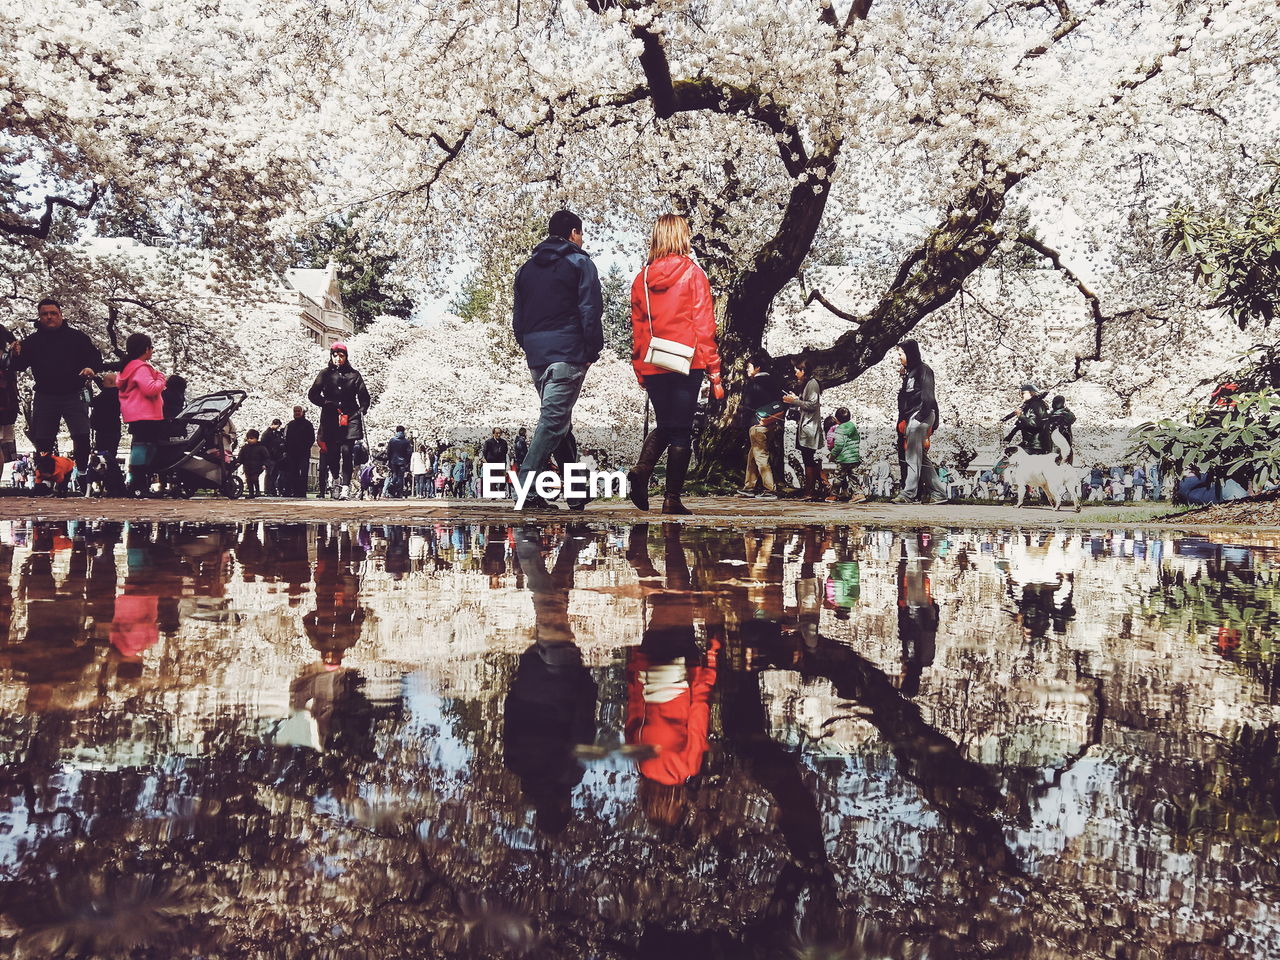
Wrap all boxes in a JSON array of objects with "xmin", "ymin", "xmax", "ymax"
[{"xmin": 1002, "ymin": 446, "xmax": 1082, "ymax": 512}]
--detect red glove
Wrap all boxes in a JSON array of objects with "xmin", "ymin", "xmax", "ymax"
[{"xmin": 711, "ymin": 381, "xmax": 725, "ymax": 400}]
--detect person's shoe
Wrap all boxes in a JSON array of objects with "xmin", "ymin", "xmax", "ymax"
[
  {"xmin": 628, "ymin": 430, "xmax": 667, "ymax": 511},
  {"xmin": 339, "ymin": 485, "xmax": 350, "ymax": 500},
  {"xmin": 735, "ymin": 488, "xmax": 758, "ymax": 498},
  {"xmin": 891, "ymin": 494, "xmax": 916, "ymax": 504},
  {"xmin": 566, "ymin": 495, "xmax": 593, "ymax": 512},
  {"xmin": 519, "ymin": 494, "xmax": 554, "ymax": 511},
  {"xmin": 755, "ymin": 491, "xmax": 780, "ymax": 500},
  {"xmin": 926, "ymin": 494, "xmax": 951, "ymax": 505},
  {"xmin": 660, "ymin": 445, "xmax": 694, "ymax": 515}
]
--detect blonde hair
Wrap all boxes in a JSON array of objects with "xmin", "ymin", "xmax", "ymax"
[{"xmin": 647, "ymin": 213, "xmax": 692, "ymax": 264}]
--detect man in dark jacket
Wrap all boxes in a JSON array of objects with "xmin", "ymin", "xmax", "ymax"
[
  {"xmin": 8, "ymin": 299, "xmax": 102, "ymax": 481},
  {"xmin": 894, "ymin": 339, "xmax": 948, "ymax": 503},
  {"xmin": 262, "ymin": 418, "xmax": 286, "ymax": 495},
  {"xmin": 738, "ymin": 354, "xmax": 784, "ymax": 498},
  {"xmin": 385, "ymin": 426, "xmax": 412, "ymax": 498},
  {"xmin": 512, "ymin": 209, "xmax": 603, "ymax": 510},
  {"xmin": 1046, "ymin": 394, "xmax": 1076, "ymax": 463},
  {"xmin": 482, "ymin": 427, "xmax": 509, "ymax": 496},
  {"xmin": 283, "ymin": 405, "xmax": 316, "ymax": 497},
  {"xmin": 1009, "ymin": 383, "xmax": 1052, "ymax": 455}
]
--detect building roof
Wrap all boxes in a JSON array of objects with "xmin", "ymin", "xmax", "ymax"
[{"xmin": 284, "ymin": 260, "xmax": 338, "ymax": 308}]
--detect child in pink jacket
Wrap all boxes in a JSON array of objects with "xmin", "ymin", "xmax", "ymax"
[{"xmin": 118, "ymin": 333, "xmax": 167, "ymax": 493}]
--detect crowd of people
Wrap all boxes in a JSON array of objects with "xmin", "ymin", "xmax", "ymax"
[{"xmin": 0, "ymin": 210, "xmax": 1198, "ymax": 508}]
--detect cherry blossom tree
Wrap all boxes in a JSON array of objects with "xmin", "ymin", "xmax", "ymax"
[{"xmin": 260, "ymin": 0, "xmax": 1278, "ymax": 473}]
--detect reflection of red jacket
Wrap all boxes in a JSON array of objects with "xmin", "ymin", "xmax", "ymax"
[
  {"xmin": 111, "ymin": 593, "xmax": 159, "ymax": 656},
  {"xmin": 630, "ymin": 255, "xmax": 722, "ymax": 382},
  {"xmin": 624, "ymin": 651, "xmax": 717, "ymax": 786}
]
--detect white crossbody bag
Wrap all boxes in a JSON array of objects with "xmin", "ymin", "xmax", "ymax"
[{"xmin": 642, "ymin": 265, "xmax": 696, "ymax": 375}]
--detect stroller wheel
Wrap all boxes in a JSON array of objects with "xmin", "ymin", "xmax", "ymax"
[{"xmin": 221, "ymin": 475, "xmax": 245, "ymax": 499}]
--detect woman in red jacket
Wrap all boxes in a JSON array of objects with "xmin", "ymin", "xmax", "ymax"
[{"xmin": 628, "ymin": 213, "xmax": 723, "ymax": 515}]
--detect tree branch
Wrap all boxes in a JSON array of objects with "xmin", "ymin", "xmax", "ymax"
[
  {"xmin": 1012, "ymin": 233, "xmax": 1165, "ymax": 379},
  {"xmin": 798, "ymin": 271, "xmax": 860, "ymax": 324},
  {"xmin": 0, "ymin": 185, "xmax": 101, "ymax": 240}
]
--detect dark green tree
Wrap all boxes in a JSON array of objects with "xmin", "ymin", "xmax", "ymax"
[
  {"xmin": 1165, "ymin": 166, "xmax": 1280, "ymax": 329},
  {"xmin": 600, "ymin": 264, "xmax": 631, "ymax": 360},
  {"xmin": 293, "ymin": 216, "xmax": 415, "ymax": 333}
]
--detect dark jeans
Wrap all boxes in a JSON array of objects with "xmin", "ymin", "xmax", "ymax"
[
  {"xmin": 644, "ymin": 370, "xmax": 704, "ymax": 450},
  {"xmin": 320, "ymin": 440, "xmax": 354, "ymax": 487},
  {"xmin": 387, "ymin": 465, "xmax": 408, "ymax": 498},
  {"xmin": 519, "ymin": 362, "xmax": 587, "ymax": 486},
  {"xmin": 94, "ymin": 433, "xmax": 126, "ymax": 495},
  {"xmin": 265, "ymin": 460, "xmax": 281, "ymax": 496},
  {"xmin": 127, "ymin": 419, "xmax": 167, "ymax": 490},
  {"xmin": 245, "ymin": 468, "xmax": 263, "ymax": 496},
  {"xmin": 282, "ymin": 454, "xmax": 310, "ymax": 496},
  {"xmin": 32, "ymin": 390, "xmax": 91, "ymax": 471}
]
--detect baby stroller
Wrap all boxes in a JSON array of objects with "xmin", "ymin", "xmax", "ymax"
[{"xmin": 153, "ymin": 389, "xmax": 249, "ymax": 499}]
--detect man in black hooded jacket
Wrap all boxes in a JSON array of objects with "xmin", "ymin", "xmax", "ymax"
[
  {"xmin": 894, "ymin": 339, "xmax": 949, "ymax": 503},
  {"xmin": 511, "ymin": 209, "xmax": 604, "ymax": 510}
]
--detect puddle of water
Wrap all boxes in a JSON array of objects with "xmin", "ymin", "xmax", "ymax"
[{"xmin": 0, "ymin": 521, "xmax": 1278, "ymax": 958}]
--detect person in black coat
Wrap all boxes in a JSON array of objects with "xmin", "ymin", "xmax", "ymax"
[
  {"xmin": 261, "ymin": 418, "xmax": 286, "ymax": 495},
  {"xmin": 1009, "ymin": 383, "xmax": 1052, "ymax": 455},
  {"xmin": 8, "ymin": 299, "xmax": 102, "ymax": 480},
  {"xmin": 307, "ymin": 342, "xmax": 370, "ymax": 500},
  {"xmin": 283, "ymin": 404, "xmax": 316, "ymax": 497}
]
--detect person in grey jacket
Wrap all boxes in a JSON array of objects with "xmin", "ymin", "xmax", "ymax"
[
  {"xmin": 783, "ymin": 357, "xmax": 823, "ymax": 501},
  {"xmin": 511, "ymin": 209, "xmax": 604, "ymax": 510},
  {"xmin": 893, "ymin": 339, "xmax": 949, "ymax": 504}
]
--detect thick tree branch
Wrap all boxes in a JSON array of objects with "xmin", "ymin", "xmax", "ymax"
[
  {"xmin": 0, "ymin": 185, "xmax": 101, "ymax": 240},
  {"xmin": 776, "ymin": 167, "xmax": 1026, "ymax": 387}
]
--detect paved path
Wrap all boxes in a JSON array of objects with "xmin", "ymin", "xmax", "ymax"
[{"xmin": 0, "ymin": 493, "xmax": 1271, "ymax": 538}]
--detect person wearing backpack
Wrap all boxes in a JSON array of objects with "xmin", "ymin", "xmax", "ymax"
[
  {"xmin": 826, "ymin": 407, "xmax": 865, "ymax": 503},
  {"xmin": 626, "ymin": 214, "xmax": 723, "ymax": 516}
]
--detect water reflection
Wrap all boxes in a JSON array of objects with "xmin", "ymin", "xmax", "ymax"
[{"xmin": 0, "ymin": 521, "xmax": 1278, "ymax": 957}]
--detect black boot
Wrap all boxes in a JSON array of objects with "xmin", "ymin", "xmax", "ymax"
[
  {"xmin": 627, "ymin": 430, "xmax": 667, "ymax": 511},
  {"xmin": 661, "ymin": 446, "xmax": 694, "ymax": 516}
]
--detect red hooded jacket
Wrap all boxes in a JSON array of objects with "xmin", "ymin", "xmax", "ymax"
[{"xmin": 630, "ymin": 255, "xmax": 722, "ymax": 383}]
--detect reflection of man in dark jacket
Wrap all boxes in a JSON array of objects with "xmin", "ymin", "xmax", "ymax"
[
  {"xmin": 504, "ymin": 526, "xmax": 598, "ymax": 833},
  {"xmin": 511, "ymin": 210, "xmax": 603, "ymax": 509},
  {"xmin": 897, "ymin": 534, "xmax": 938, "ymax": 698}
]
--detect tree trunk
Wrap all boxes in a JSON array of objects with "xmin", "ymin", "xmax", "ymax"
[{"xmin": 694, "ymin": 170, "xmax": 1026, "ymax": 480}]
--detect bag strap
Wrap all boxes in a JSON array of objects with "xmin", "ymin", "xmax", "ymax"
[{"xmin": 644, "ymin": 265, "xmax": 653, "ymax": 342}]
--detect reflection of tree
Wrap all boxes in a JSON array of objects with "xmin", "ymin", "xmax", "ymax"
[
  {"xmin": 1143, "ymin": 549, "xmax": 1280, "ymax": 699},
  {"xmin": 4, "ymin": 522, "xmax": 1280, "ymax": 957}
]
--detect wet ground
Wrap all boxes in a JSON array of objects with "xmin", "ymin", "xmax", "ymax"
[
  {"xmin": 1, "ymin": 519, "xmax": 1278, "ymax": 958},
  {"xmin": 0, "ymin": 491, "xmax": 1256, "ymax": 535}
]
